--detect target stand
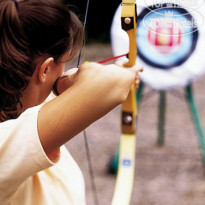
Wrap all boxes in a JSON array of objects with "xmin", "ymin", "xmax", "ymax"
[
  {"xmin": 109, "ymin": 1, "xmax": 205, "ymax": 173},
  {"xmin": 138, "ymin": 82, "xmax": 205, "ymax": 159}
]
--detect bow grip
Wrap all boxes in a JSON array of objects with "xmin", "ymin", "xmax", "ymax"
[{"xmin": 121, "ymin": 3, "xmax": 137, "ymax": 67}]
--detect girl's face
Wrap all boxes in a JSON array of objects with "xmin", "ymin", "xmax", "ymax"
[
  {"xmin": 54, "ymin": 60, "xmax": 65, "ymax": 80},
  {"xmin": 55, "ymin": 50, "xmax": 72, "ymax": 77},
  {"xmin": 38, "ymin": 52, "xmax": 69, "ymax": 104}
]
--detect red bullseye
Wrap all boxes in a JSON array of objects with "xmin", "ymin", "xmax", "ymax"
[{"xmin": 148, "ymin": 19, "xmax": 182, "ymax": 54}]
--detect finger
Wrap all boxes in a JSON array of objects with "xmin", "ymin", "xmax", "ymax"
[
  {"xmin": 115, "ymin": 61, "xmax": 144, "ymax": 74},
  {"xmin": 135, "ymin": 74, "xmax": 140, "ymax": 79},
  {"xmin": 128, "ymin": 66, "xmax": 144, "ymax": 74},
  {"xmin": 135, "ymin": 79, "xmax": 140, "ymax": 84},
  {"xmin": 115, "ymin": 60, "xmax": 126, "ymax": 67},
  {"xmin": 134, "ymin": 79, "xmax": 140, "ymax": 88},
  {"xmin": 137, "ymin": 67, "xmax": 144, "ymax": 72}
]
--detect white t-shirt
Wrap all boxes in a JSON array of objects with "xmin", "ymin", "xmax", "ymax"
[{"xmin": 0, "ymin": 105, "xmax": 86, "ymax": 205}]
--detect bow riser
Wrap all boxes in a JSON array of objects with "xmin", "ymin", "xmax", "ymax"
[
  {"xmin": 121, "ymin": 3, "xmax": 137, "ymax": 67},
  {"xmin": 121, "ymin": 2, "xmax": 137, "ymax": 134}
]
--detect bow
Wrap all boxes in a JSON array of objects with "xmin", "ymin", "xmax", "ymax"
[
  {"xmin": 111, "ymin": 0, "xmax": 137, "ymax": 204},
  {"xmin": 76, "ymin": 0, "xmax": 137, "ymax": 204}
]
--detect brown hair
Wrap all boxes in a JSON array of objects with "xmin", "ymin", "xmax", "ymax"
[{"xmin": 0, "ymin": 0, "xmax": 84, "ymax": 121}]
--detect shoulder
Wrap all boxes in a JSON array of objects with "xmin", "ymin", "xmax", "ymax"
[
  {"xmin": 0, "ymin": 105, "xmax": 42, "ymax": 133},
  {"xmin": 0, "ymin": 104, "xmax": 57, "ymax": 199}
]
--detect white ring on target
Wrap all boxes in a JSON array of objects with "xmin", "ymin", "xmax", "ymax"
[{"xmin": 110, "ymin": 0, "xmax": 205, "ymax": 90}]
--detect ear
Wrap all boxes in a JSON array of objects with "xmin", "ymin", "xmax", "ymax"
[{"xmin": 38, "ymin": 57, "xmax": 54, "ymax": 83}]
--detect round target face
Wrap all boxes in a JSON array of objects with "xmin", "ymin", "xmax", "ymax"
[
  {"xmin": 111, "ymin": 1, "xmax": 205, "ymax": 90},
  {"xmin": 137, "ymin": 4, "xmax": 198, "ymax": 69}
]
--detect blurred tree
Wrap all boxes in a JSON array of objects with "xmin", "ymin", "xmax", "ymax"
[{"xmin": 63, "ymin": 0, "xmax": 121, "ymax": 42}]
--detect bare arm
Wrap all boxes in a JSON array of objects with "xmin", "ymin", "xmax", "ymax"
[{"xmin": 38, "ymin": 62, "xmax": 141, "ymax": 156}]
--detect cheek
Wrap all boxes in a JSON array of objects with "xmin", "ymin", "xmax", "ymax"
[
  {"xmin": 59, "ymin": 63, "xmax": 65, "ymax": 75},
  {"xmin": 56, "ymin": 63, "xmax": 65, "ymax": 76}
]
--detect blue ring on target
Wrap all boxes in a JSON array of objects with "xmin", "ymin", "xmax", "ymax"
[{"xmin": 137, "ymin": 4, "xmax": 199, "ymax": 69}]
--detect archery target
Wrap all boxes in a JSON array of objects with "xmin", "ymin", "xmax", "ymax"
[
  {"xmin": 138, "ymin": 5, "xmax": 199, "ymax": 69},
  {"xmin": 110, "ymin": 0, "xmax": 205, "ymax": 90}
]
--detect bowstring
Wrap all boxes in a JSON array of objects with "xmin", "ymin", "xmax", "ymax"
[
  {"xmin": 76, "ymin": 0, "xmax": 99, "ymax": 204},
  {"xmin": 76, "ymin": 0, "xmax": 90, "ymax": 67}
]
